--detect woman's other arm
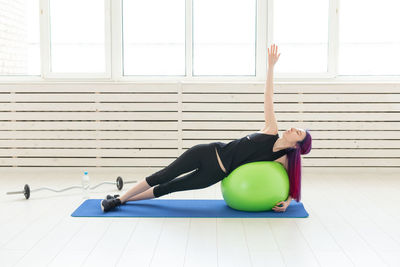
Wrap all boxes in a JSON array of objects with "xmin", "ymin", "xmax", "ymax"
[{"xmin": 272, "ymin": 194, "xmax": 292, "ymax": 212}]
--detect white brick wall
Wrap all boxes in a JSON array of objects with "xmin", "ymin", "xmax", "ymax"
[{"xmin": 0, "ymin": 0, "xmax": 29, "ymax": 75}]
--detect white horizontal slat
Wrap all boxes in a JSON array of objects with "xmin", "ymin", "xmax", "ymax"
[
  {"xmin": 2, "ymin": 81, "xmax": 400, "ymax": 93},
  {"xmin": 301, "ymin": 158, "xmax": 400, "ymax": 167},
  {"xmin": 182, "ymin": 82, "xmax": 400, "ymax": 93},
  {"xmin": 0, "ymin": 121, "xmax": 178, "ymax": 130},
  {"xmin": 0, "ymin": 158, "xmax": 182, "ymax": 166},
  {"xmin": 182, "ymin": 93, "xmax": 400, "ymax": 103},
  {"xmin": 0, "ymin": 148, "xmax": 179, "ymax": 157},
  {"xmin": 0, "ymin": 103, "xmax": 177, "ymax": 111},
  {"xmin": 0, "ymin": 130, "xmax": 396, "ymax": 140},
  {"xmin": 0, "ymin": 148, "xmax": 398, "ymax": 158},
  {"xmin": 0, "ymin": 131, "xmax": 178, "ymax": 139},
  {"xmin": 0, "ymin": 112, "xmax": 178, "ymax": 121},
  {"xmin": 0, "ymin": 140, "xmax": 178, "ymax": 148},
  {"xmin": 182, "ymin": 121, "xmax": 400, "ymax": 130},
  {"xmin": 2, "ymin": 111, "xmax": 396, "ymax": 122},
  {"xmin": 182, "ymin": 140, "xmax": 400, "ymax": 149},
  {"xmin": 0, "ymin": 83, "xmax": 178, "ymax": 93},
  {"xmin": 4, "ymin": 102, "xmax": 399, "ymax": 113},
  {"xmin": 0, "ymin": 157, "xmax": 399, "ymax": 167},
  {"xmin": 0, "ymin": 166, "xmax": 163, "ymax": 174},
  {"xmin": 183, "ymin": 130, "xmax": 400, "ymax": 139},
  {"xmin": 297, "ymin": 149, "xmax": 400, "ymax": 157},
  {"xmin": 181, "ymin": 112, "xmax": 399, "ymax": 121},
  {"xmin": 182, "ymin": 103, "xmax": 400, "ymax": 112},
  {"xmin": 0, "ymin": 93, "xmax": 178, "ymax": 102}
]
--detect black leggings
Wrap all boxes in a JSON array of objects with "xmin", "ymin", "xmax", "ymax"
[{"xmin": 145, "ymin": 143, "xmax": 227, "ymax": 198}]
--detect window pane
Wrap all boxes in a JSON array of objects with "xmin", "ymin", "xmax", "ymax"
[
  {"xmin": 0, "ymin": 0, "xmax": 40, "ymax": 75},
  {"xmin": 193, "ymin": 0, "xmax": 256, "ymax": 76},
  {"xmin": 122, "ymin": 0, "xmax": 185, "ymax": 76},
  {"xmin": 273, "ymin": 0, "xmax": 329, "ymax": 73},
  {"xmin": 338, "ymin": 0, "xmax": 400, "ymax": 75},
  {"xmin": 49, "ymin": 0, "xmax": 105, "ymax": 73}
]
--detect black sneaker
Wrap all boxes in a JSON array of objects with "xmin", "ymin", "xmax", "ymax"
[
  {"xmin": 106, "ymin": 194, "xmax": 120, "ymax": 200},
  {"xmin": 101, "ymin": 197, "xmax": 122, "ymax": 212}
]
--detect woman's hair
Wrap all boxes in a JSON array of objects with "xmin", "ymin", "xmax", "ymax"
[{"xmin": 286, "ymin": 128, "xmax": 312, "ymax": 202}]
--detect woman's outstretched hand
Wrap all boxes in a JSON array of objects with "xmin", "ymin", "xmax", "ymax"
[
  {"xmin": 267, "ymin": 44, "xmax": 281, "ymax": 68},
  {"xmin": 272, "ymin": 200, "xmax": 289, "ymax": 212}
]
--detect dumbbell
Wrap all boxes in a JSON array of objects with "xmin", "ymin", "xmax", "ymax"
[{"xmin": 6, "ymin": 176, "xmax": 137, "ymax": 199}]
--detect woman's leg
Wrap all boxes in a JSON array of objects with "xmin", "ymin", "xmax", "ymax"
[
  {"xmin": 145, "ymin": 144, "xmax": 206, "ymax": 186},
  {"xmin": 119, "ymin": 179, "xmax": 152, "ymax": 204},
  {"xmin": 117, "ymin": 144, "xmax": 207, "ymax": 203},
  {"xmin": 150, "ymin": 144, "xmax": 226, "ymax": 198},
  {"xmin": 124, "ymin": 187, "xmax": 155, "ymax": 202},
  {"xmin": 123, "ymin": 168, "xmax": 221, "ymax": 201},
  {"xmin": 120, "ymin": 168, "xmax": 219, "ymax": 202},
  {"xmin": 151, "ymin": 167, "xmax": 224, "ymax": 198}
]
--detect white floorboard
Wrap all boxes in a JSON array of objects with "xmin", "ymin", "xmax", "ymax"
[{"xmin": 1, "ymin": 167, "xmax": 399, "ymax": 267}]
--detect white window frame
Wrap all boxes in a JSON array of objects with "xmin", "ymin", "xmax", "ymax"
[
  {"xmin": 269, "ymin": 0, "xmax": 336, "ymax": 81},
  {"xmin": 117, "ymin": 0, "xmax": 263, "ymax": 82},
  {"xmin": 41, "ymin": 0, "xmax": 112, "ymax": 80},
  {"xmin": 0, "ymin": 0, "xmax": 400, "ymax": 83}
]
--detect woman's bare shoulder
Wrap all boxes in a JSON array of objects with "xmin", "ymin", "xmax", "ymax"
[{"xmin": 258, "ymin": 126, "xmax": 278, "ymax": 135}]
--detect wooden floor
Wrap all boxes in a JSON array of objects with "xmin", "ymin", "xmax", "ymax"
[{"xmin": 1, "ymin": 167, "xmax": 400, "ymax": 267}]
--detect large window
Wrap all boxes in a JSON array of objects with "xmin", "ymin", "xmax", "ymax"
[
  {"xmin": 193, "ymin": 0, "xmax": 256, "ymax": 76},
  {"xmin": 0, "ymin": 0, "xmax": 40, "ymax": 75},
  {"xmin": 122, "ymin": 0, "xmax": 185, "ymax": 76},
  {"xmin": 273, "ymin": 0, "xmax": 329, "ymax": 73},
  {"xmin": 0, "ymin": 0, "xmax": 399, "ymax": 80},
  {"xmin": 49, "ymin": 0, "xmax": 106, "ymax": 73},
  {"xmin": 338, "ymin": 0, "xmax": 400, "ymax": 75}
]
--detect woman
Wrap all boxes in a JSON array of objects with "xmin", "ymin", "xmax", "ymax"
[{"xmin": 101, "ymin": 44, "xmax": 312, "ymax": 213}]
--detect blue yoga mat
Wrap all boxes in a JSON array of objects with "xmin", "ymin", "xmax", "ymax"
[{"xmin": 71, "ymin": 199, "xmax": 309, "ymax": 218}]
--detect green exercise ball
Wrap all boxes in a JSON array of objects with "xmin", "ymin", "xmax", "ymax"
[{"xmin": 221, "ymin": 161, "xmax": 289, "ymax": 212}]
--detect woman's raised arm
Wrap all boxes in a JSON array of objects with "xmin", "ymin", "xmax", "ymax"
[{"xmin": 263, "ymin": 44, "xmax": 281, "ymax": 133}]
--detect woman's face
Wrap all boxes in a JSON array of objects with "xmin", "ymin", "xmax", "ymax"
[{"xmin": 283, "ymin": 127, "xmax": 306, "ymax": 143}]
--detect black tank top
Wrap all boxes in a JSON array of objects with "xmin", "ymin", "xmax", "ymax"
[{"xmin": 211, "ymin": 132, "xmax": 288, "ymax": 174}]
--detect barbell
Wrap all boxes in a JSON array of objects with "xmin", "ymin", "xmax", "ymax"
[{"xmin": 6, "ymin": 176, "xmax": 137, "ymax": 199}]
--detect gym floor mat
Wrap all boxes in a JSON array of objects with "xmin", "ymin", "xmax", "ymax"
[{"xmin": 71, "ymin": 199, "xmax": 309, "ymax": 218}]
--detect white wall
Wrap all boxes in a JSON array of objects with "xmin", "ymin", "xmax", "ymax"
[
  {"xmin": 0, "ymin": 82, "xmax": 399, "ymax": 172},
  {"xmin": 0, "ymin": 0, "xmax": 29, "ymax": 75}
]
